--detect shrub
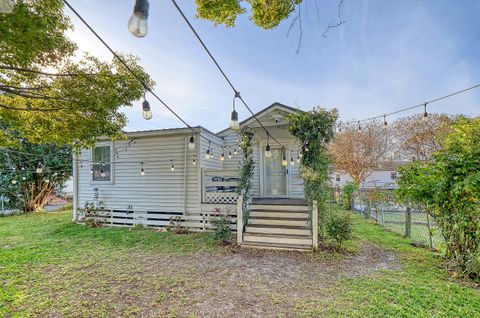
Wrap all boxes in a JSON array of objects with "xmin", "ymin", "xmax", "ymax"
[
  {"xmin": 81, "ymin": 202, "xmax": 103, "ymax": 228},
  {"xmin": 211, "ymin": 208, "xmax": 233, "ymax": 244},
  {"xmin": 167, "ymin": 216, "xmax": 189, "ymax": 234},
  {"xmin": 325, "ymin": 207, "xmax": 353, "ymax": 249},
  {"xmin": 340, "ymin": 183, "xmax": 356, "ymax": 210}
]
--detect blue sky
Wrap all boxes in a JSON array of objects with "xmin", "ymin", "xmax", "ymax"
[{"xmin": 66, "ymin": 0, "xmax": 480, "ymax": 132}]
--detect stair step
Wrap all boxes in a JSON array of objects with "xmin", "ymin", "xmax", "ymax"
[
  {"xmin": 246, "ymin": 226, "xmax": 310, "ymax": 236},
  {"xmin": 249, "ymin": 211, "xmax": 309, "ymax": 219},
  {"xmin": 250, "ymin": 204, "xmax": 310, "ymax": 212},
  {"xmin": 243, "ymin": 233, "xmax": 312, "ymax": 245},
  {"xmin": 249, "ymin": 218, "xmax": 308, "ymax": 227},
  {"xmin": 241, "ymin": 241, "xmax": 312, "ymax": 251}
]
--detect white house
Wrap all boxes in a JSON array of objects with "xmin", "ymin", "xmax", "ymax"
[
  {"xmin": 330, "ymin": 161, "xmax": 408, "ymax": 189},
  {"xmin": 73, "ymin": 103, "xmax": 317, "ymax": 250}
]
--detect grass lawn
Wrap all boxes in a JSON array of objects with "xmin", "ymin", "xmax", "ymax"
[{"xmin": 1, "ymin": 211, "xmax": 479, "ymax": 317}]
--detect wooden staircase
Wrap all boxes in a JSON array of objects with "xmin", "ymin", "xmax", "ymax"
[{"xmin": 241, "ymin": 202, "xmax": 313, "ymax": 251}]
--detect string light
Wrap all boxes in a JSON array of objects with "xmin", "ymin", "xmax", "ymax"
[
  {"xmin": 423, "ymin": 102, "xmax": 428, "ymax": 120},
  {"xmin": 36, "ymin": 163, "xmax": 43, "ymax": 174},
  {"xmin": 205, "ymin": 141, "xmax": 211, "ymax": 159},
  {"xmin": 44, "ymin": 177, "xmax": 50, "ymax": 183},
  {"xmin": 233, "ymin": 148, "xmax": 238, "ymax": 155},
  {"xmin": 228, "ymin": 150, "xmax": 232, "ymax": 159},
  {"xmin": 142, "ymin": 93, "xmax": 153, "ymax": 120},
  {"xmin": 358, "ymin": 121, "xmax": 362, "ymax": 131},
  {"xmin": 192, "ymin": 158, "xmax": 196, "ymax": 166},
  {"xmin": 188, "ymin": 134, "xmax": 195, "ymax": 150},
  {"xmin": 11, "ymin": 179, "xmax": 17, "ymax": 184},
  {"xmin": 170, "ymin": 160, "xmax": 175, "ymax": 171},
  {"xmin": 22, "ymin": 176, "xmax": 26, "ymax": 181},
  {"xmin": 140, "ymin": 162, "xmax": 145, "ymax": 176},
  {"xmin": 0, "ymin": 0, "xmax": 13, "ymax": 13},
  {"xmin": 290, "ymin": 150, "xmax": 295, "ymax": 166},
  {"xmin": 100, "ymin": 163, "xmax": 106, "ymax": 178},
  {"xmin": 296, "ymin": 153, "xmax": 301, "ymax": 164},
  {"xmin": 90, "ymin": 166, "xmax": 94, "ymax": 174},
  {"xmin": 220, "ymin": 150, "xmax": 225, "ymax": 161},
  {"xmin": 128, "ymin": 0, "xmax": 149, "ymax": 37},
  {"xmin": 281, "ymin": 149, "xmax": 288, "ymax": 167},
  {"xmin": 265, "ymin": 134, "xmax": 272, "ymax": 158},
  {"xmin": 230, "ymin": 92, "xmax": 240, "ymax": 131},
  {"xmin": 383, "ymin": 115, "xmax": 388, "ymax": 128}
]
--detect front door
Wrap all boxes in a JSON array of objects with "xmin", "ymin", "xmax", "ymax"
[{"xmin": 264, "ymin": 147, "xmax": 287, "ymax": 197}]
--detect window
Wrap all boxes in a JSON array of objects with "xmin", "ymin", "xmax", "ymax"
[
  {"xmin": 92, "ymin": 145, "xmax": 112, "ymax": 182},
  {"xmin": 390, "ymin": 172, "xmax": 397, "ymax": 180},
  {"xmin": 335, "ymin": 174, "xmax": 341, "ymax": 182}
]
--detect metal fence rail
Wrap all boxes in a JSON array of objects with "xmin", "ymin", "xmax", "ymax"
[{"xmin": 352, "ymin": 190, "xmax": 443, "ymax": 249}]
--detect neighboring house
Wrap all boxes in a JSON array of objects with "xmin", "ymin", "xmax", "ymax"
[
  {"xmin": 73, "ymin": 103, "xmax": 317, "ymax": 250},
  {"xmin": 330, "ymin": 161, "xmax": 409, "ymax": 189}
]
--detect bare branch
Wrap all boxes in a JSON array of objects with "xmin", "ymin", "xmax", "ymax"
[
  {"xmin": 0, "ymin": 103, "xmax": 68, "ymax": 112},
  {"xmin": 287, "ymin": 4, "xmax": 303, "ymax": 54},
  {"xmin": 322, "ymin": 0, "xmax": 346, "ymax": 38}
]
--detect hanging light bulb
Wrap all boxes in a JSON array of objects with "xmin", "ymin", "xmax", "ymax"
[
  {"xmin": 140, "ymin": 162, "xmax": 145, "ymax": 176},
  {"xmin": 22, "ymin": 176, "xmax": 26, "ymax": 181},
  {"xmin": 53, "ymin": 172, "xmax": 58, "ymax": 177},
  {"xmin": 290, "ymin": 151, "xmax": 295, "ymax": 166},
  {"xmin": 281, "ymin": 154, "xmax": 288, "ymax": 167},
  {"xmin": 142, "ymin": 98, "xmax": 153, "ymax": 120},
  {"xmin": 233, "ymin": 148, "xmax": 238, "ymax": 155},
  {"xmin": 36, "ymin": 163, "xmax": 43, "ymax": 174},
  {"xmin": 296, "ymin": 154, "xmax": 301, "ymax": 164},
  {"xmin": 230, "ymin": 92, "xmax": 240, "ymax": 131},
  {"xmin": 205, "ymin": 141, "xmax": 211, "ymax": 159},
  {"xmin": 228, "ymin": 151, "xmax": 232, "ymax": 159},
  {"xmin": 188, "ymin": 134, "xmax": 195, "ymax": 150},
  {"xmin": 192, "ymin": 158, "xmax": 196, "ymax": 166},
  {"xmin": 220, "ymin": 152, "xmax": 225, "ymax": 161},
  {"xmin": 44, "ymin": 177, "xmax": 50, "ymax": 183},
  {"xmin": 383, "ymin": 115, "xmax": 388, "ymax": 128},
  {"xmin": 358, "ymin": 121, "xmax": 362, "ymax": 131},
  {"xmin": 11, "ymin": 179, "xmax": 17, "ymax": 185},
  {"xmin": 171, "ymin": 160, "xmax": 175, "ymax": 171},
  {"xmin": 423, "ymin": 102, "xmax": 428, "ymax": 120},
  {"xmin": 90, "ymin": 166, "xmax": 94, "ymax": 174},
  {"xmin": 0, "ymin": 0, "xmax": 13, "ymax": 13},
  {"xmin": 128, "ymin": 0, "xmax": 149, "ymax": 38},
  {"xmin": 100, "ymin": 163, "xmax": 106, "ymax": 178},
  {"xmin": 265, "ymin": 144, "xmax": 272, "ymax": 158}
]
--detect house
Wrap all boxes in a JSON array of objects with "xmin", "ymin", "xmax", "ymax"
[
  {"xmin": 72, "ymin": 103, "xmax": 317, "ymax": 250},
  {"xmin": 330, "ymin": 161, "xmax": 409, "ymax": 189}
]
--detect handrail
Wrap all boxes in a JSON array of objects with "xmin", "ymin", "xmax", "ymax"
[
  {"xmin": 236, "ymin": 189, "xmax": 245, "ymax": 244},
  {"xmin": 312, "ymin": 200, "xmax": 318, "ymax": 250}
]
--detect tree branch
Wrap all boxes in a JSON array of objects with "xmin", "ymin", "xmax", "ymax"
[
  {"xmin": 322, "ymin": 0, "xmax": 346, "ymax": 38},
  {"xmin": 0, "ymin": 103, "xmax": 68, "ymax": 112}
]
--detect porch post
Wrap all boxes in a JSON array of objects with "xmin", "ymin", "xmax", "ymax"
[
  {"xmin": 312, "ymin": 200, "xmax": 319, "ymax": 250},
  {"xmin": 236, "ymin": 191, "xmax": 244, "ymax": 244}
]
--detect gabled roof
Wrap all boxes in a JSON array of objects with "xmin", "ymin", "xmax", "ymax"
[{"xmin": 217, "ymin": 102, "xmax": 304, "ymax": 135}]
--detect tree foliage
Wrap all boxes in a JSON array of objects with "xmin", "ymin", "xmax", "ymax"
[
  {"xmin": 0, "ymin": 140, "xmax": 72, "ymax": 212},
  {"xmin": 396, "ymin": 117, "xmax": 480, "ymax": 278},
  {"xmin": 329, "ymin": 121, "xmax": 393, "ymax": 186},
  {"xmin": 288, "ymin": 107, "xmax": 337, "ymax": 237},
  {"xmin": 195, "ymin": 0, "xmax": 302, "ymax": 29},
  {"xmin": 394, "ymin": 114, "xmax": 453, "ymax": 161},
  {"xmin": 0, "ymin": 0, "xmax": 154, "ymax": 147}
]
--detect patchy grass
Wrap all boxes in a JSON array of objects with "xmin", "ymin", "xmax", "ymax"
[{"xmin": 1, "ymin": 211, "xmax": 479, "ymax": 317}]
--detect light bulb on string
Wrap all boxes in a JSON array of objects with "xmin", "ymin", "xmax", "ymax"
[
  {"xmin": 383, "ymin": 115, "xmax": 388, "ymax": 129},
  {"xmin": 233, "ymin": 148, "xmax": 238, "ymax": 155},
  {"xmin": 296, "ymin": 153, "xmax": 301, "ymax": 164},
  {"xmin": 281, "ymin": 149, "xmax": 288, "ymax": 167},
  {"xmin": 188, "ymin": 134, "xmax": 195, "ymax": 150},
  {"xmin": 230, "ymin": 92, "xmax": 240, "ymax": 131},
  {"xmin": 11, "ymin": 179, "xmax": 17, "ymax": 185},
  {"xmin": 0, "ymin": 0, "xmax": 13, "ymax": 13},
  {"xmin": 192, "ymin": 158, "xmax": 196, "ymax": 166},
  {"xmin": 128, "ymin": 0, "xmax": 149, "ymax": 37},
  {"xmin": 171, "ymin": 160, "xmax": 175, "ymax": 171},
  {"xmin": 90, "ymin": 166, "xmax": 94, "ymax": 174},
  {"xmin": 205, "ymin": 141, "xmax": 211, "ymax": 159},
  {"xmin": 228, "ymin": 151, "xmax": 232, "ymax": 159},
  {"xmin": 220, "ymin": 152, "xmax": 225, "ymax": 161},
  {"xmin": 140, "ymin": 162, "xmax": 145, "ymax": 176},
  {"xmin": 290, "ymin": 151, "xmax": 295, "ymax": 166},
  {"xmin": 22, "ymin": 176, "xmax": 26, "ymax": 181},
  {"xmin": 358, "ymin": 121, "xmax": 362, "ymax": 131},
  {"xmin": 142, "ymin": 93, "xmax": 153, "ymax": 120},
  {"xmin": 44, "ymin": 177, "xmax": 50, "ymax": 183},
  {"xmin": 265, "ymin": 134, "xmax": 272, "ymax": 158},
  {"xmin": 36, "ymin": 163, "xmax": 43, "ymax": 174},
  {"xmin": 100, "ymin": 163, "xmax": 106, "ymax": 178},
  {"xmin": 423, "ymin": 102, "xmax": 428, "ymax": 120}
]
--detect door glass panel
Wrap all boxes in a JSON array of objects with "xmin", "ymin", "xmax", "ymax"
[{"xmin": 264, "ymin": 148, "xmax": 287, "ymax": 196}]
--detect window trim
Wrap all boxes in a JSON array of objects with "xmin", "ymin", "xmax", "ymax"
[{"xmin": 90, "ymin": 142, "xmax": 115, "ymax": 185}]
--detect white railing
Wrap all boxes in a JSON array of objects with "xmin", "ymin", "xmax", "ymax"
[{"xmin": 201, "ymin": 169, "xmax": 240, "ymax": 204}]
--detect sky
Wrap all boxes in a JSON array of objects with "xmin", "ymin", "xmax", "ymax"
[{"xmin": 65, "ymin": 0, "xmax": 480, "ymax": 133}]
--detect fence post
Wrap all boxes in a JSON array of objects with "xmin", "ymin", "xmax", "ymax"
[
  {"xmin": 405, "ymin": 207, "xmax": 412, "ymax": 238},
  {"xmin": 236, "ymin": 191, "xmax": 244, "ymax": 244},
  {"xmin": 426, "ymin": 212, "xmax": 433, "ymax": 249},
  {"xmin": 312, "ymin": 200, "xmax": 319, "ymax": 250}
]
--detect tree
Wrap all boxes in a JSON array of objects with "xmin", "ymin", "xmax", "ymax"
[
  {"xmin": 288, "ymin": 107, "xmax": 338, "ymax": 237},
  {"xmin": 394, "ymin": 114, "xmax": 453, "ymax": 161},
  {"xmin": 195, "ymin": 0, "xmax": 302, "ymax": 29},
  {"xmin": 0, "ymin": 140, "xmax": 72, "ymax": 212},
  {"xmin": 329, "ymin": 122, "xmax": 393, "ymax": 186},
  {"xmin": 396, "ymin": 117, "xmax": 480, "ymax": 278},
  {"xmin": 0, "ymin": 0, "xmax": 154, "ymax": 147}
]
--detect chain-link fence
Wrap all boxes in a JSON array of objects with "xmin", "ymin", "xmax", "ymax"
[{"xmin": 352, "ymin": 189, "xmax": 444, "ymax": 249}]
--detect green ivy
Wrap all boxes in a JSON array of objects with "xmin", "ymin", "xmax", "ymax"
[
  {"xmin": 288, "ymin": 107, "xmax": 338, "ymax": 237},
  {"xmin": 236, "ymin": 129, "xmax": 255, "ymax": 226}
]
